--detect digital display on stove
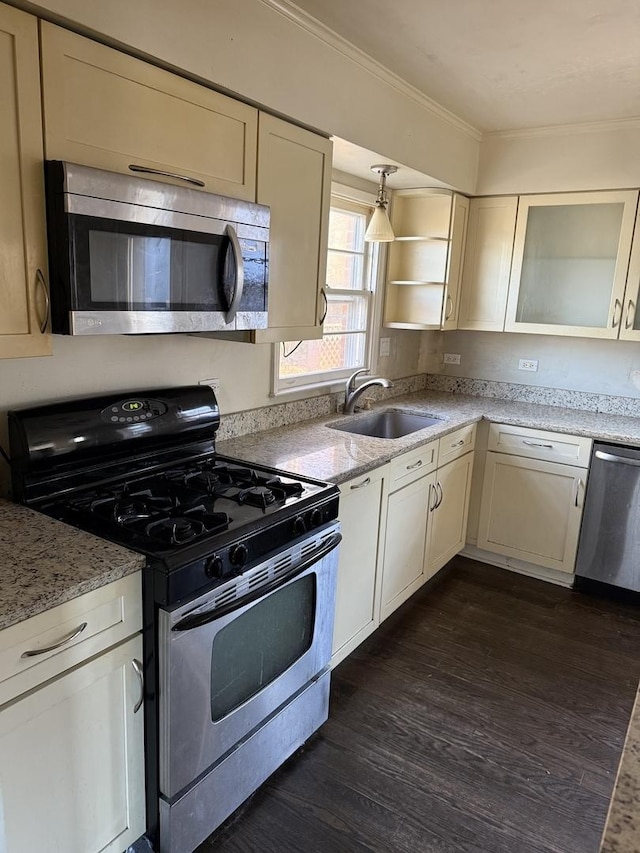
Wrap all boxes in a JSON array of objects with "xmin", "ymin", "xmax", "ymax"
[
  {"xmin": 99, "ymin": 398, "xmax": 168, "ymax": 424},
  {"xmin": 123, "ymin": 400, "xmax": 144, "ymax": 412}
]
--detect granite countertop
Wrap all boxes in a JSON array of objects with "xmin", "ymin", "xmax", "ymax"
[
  {"xmin": 218, "ymin": 389, "xmax": 640, "ymax": 484},
  {"xmin": 601, "ymin": 685, "xmax": 640, "ymax": 852},
  {"xmin": 0, "ymin": 499, "xmax": 145, "ymax": 631}
]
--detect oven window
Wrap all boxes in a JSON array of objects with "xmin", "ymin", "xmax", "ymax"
[{"xmin": 210, "ymin": 574, "xmax": 316, "ymax": 722}]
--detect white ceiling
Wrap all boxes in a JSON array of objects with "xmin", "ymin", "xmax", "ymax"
[{"xmin": 289, "ymin": 0, "xmax": 640, "ymax": 133}]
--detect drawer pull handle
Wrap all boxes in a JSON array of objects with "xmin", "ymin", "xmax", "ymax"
[
  {"xmin": 132, "ymin": 659, "xmax": 144, "ymax": 714},
  {"xmin": 350, "ymin": 477, "xmax": 371, "ymax": 490},
  {"xmin": 522, "ymin": 440, "xmax": 554, "ymax": 449},
  {"xmin": 128, "ymin": 164, "xmax": 205, "ymax": 187},
  {"xmin": 451, "ymin": 439, "xmax": 465, "ymax": 448},
  {"xmin": 21, "ymin": 622, "xmax": 88, "ymax": 658},
  {"xmin": 407, "ymin": 459, "xmax": 423, "ymax": 470}
]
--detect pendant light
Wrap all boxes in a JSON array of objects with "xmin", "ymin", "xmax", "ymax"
[{"xmin": 364, "ymin": 164, "xmax": 398, "ymax": 242}]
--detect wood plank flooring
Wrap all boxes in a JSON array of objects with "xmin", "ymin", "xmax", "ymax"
[{"xmin": 197, "ymin": 558, "xmax": 640, "ymax": 853}]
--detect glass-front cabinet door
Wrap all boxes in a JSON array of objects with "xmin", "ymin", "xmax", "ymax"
[{"xmin": 505, "ymin": 191, "xmax": 639, "ymax": 338}]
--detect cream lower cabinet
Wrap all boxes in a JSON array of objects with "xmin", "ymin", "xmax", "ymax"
[
  {"xmin": 0, "ymin": 3, "xmax": 50, "ymax": 358},
  {"xmin": 331, "ymin": 465, "xmax": 388, "ymax": 667},
  {"xmin": 426, "ymin": 450, "xmax": 474, "ymax": 579},
  {"xmin": 0, "ymin": 574, "xmax": 145, "ymax": 853},
  {"xmin": 477, "ymin": 424, "xmax": 591, "ymax": 574},
  {"xmin": 379, "ymin": 442, "xmax": 438, "ymax": 622},
  {"xmin": 40, "ymin": 22, "xmax": 257, "ymax": 199}
]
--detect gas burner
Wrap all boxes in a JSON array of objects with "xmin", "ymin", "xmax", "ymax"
[
  {"xmin": 238, "ymin": 485, "xmax": 276, "ymax": 510},
  {"xmin": 86, "ymin": 486, "xmax": 173, "ymax": 523},
  {"xmin": 264, "ymin": 477, "xmax": 304, "ymax": 500},
  {"xmin": 145, "ymin": 515, "xmax": 206, "ymax": 545}
]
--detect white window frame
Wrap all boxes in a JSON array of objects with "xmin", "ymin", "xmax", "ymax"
[{"xmin": 272, "ymin": 183, "xmax": 384, "ymax": 396}]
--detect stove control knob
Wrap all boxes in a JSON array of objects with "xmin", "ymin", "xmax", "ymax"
[
  {"xmin": 229, "ymin": 543, "xmax": 248, "ymax": 568},
  {"xmin": 310, "ymin": 508, "xmax": 324, "ymax": 528},
  {"xmin": 293, "ymin": 515, "xmax": 307, "ymax": 536},
  {"xmin": 204, "ymin": 555, "xmax": 225, "ymax": 579}
]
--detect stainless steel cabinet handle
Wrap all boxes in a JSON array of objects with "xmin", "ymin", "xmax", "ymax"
[
  {"xmin": 429, "ymin": 483, "xmax": 438, "ymax": 511},
  {"xmin": 224, "ymin": 224, "xmax": 245, "ymax": 324},
  {"xmin": 132, "ymin": 659, "xmax": 144, "ymax": 714},
  {"xmin": 451, "ymin": 439, "xmax": 465, "ymax": 448},
  {"xmin": 128, "ymin": 164, "xmax": 205, "ymax": 187},
  {"xmin": 21, "ymin": 622, "xmax": 87, "ymax": 658},
  {"xmin": 573, "ymin": 477, "xmax": 584, "ymax": 508},
  {"xmin": 319, "ymin": 287, "xmax": 328, "ymax": 325},
  {"xmin": 445, "ymin": 294, "xmax": 453, "ymax": 320},
  {"xmin": 407, "ymin": 459, "xmax": 423, "ymax": 470},
  {"xmin": 595, "ymin": 450, "xmax": 640, "ymax": 467},
  {"xmin": 522, "ymin": 440, "xmax": 553, "ymax": 449},
  {"xmin": 350, "ymin": 476, "xmax": 371, "ymax": 490},
  {"xmin": 626, "ymin": 299, "xmax": 636, "ymax": 330},
  {"xmin": 35, "ymin": 268, "xmax": 50, "ymax": 334},
  {"xmin": 436, "ymin": 482, "xmax": 443, "ymax": 509},
  {"xmin": 612, "ymin": 297, "xmax": 623, "ymax": 328}
]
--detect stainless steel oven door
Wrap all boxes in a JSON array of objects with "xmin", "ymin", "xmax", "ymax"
[{"xmin": 157, "ymin": 523, "xmax": 341, "ymax": 799}]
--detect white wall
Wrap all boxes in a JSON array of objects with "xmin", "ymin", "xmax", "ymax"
[
  {"xmin": 426, "ymin": 330, "xmax": 640, "ymax": 398},
  {"xmin": 478, "ymin": 120, "xmax": 640, "ymax": 195}
]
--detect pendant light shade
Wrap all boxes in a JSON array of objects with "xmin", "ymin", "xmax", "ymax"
[{"xmin": 364, "ymin": 164, "xmax": 398, "ymax": 243}]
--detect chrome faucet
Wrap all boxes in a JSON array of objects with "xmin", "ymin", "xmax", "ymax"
[{"xmin": 344, "ymin": 369, "xmax": 393, "ymax": 414}]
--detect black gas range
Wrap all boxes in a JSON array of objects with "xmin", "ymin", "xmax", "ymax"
[{"xmin": 9, "ymin": 385, "xmax": 339, "ymax": 605}]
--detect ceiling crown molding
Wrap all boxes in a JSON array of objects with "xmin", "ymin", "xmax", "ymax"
[
  {"xmin": 484, "ymin": 116, "xmax": 640, "ymax": 141},
  {"xmin": 260, "ymin": 0, "xmax": 482, "ymax": 142}
]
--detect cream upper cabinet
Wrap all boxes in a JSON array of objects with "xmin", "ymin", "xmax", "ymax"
[
  {"xmin": 383, "ymin": 189, "xmax": 468, "ymax": 331},
  {"xmin": 331, "ymin": 465, "xmax": 387, "ymax": 667},
  {"xmin": 619, "ymin": 203, "xmax": 640, "ymax": 341},
  {"xmin": 252, "ymin": 113, "xmax": 332, "ymax": 343},
  {"xmin": 40, "ymin": 22, "xmax": 257, "ymax": 199},
  {"xmin": 505, "ymin": 191, "xmax": 639, "ymax": 338},
  {"xmin": 477, "ymin": 424, "xmax": 590, "ymax": 575},
  {"xmin": 0, "ymin": 4, "xmax": 50, "ymax": 358},
  {"xmin": 457, "ymin": 195, "xmax": 518, "ymax": 331}
]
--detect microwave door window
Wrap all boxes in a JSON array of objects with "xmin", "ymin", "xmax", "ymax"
[{"xmin": 88, "ymin": 231, "xmax": 172, "ymax": 306}]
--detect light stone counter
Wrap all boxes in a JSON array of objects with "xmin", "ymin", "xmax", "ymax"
[
  {"xmin": 0, "ymin": 499, "xmax": 145, "ymax": 630},
  {"xmin": 601, "ymin": 686, "xmax": 640, "ymax": 852},
  {"xmin": 218, "ymin": 389, "xmax": 640, "ymax": 484}
]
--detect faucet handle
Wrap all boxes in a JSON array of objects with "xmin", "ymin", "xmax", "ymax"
[{"xmin": 346, "ymin": 368, "xmax": 369, "ymax": 394}]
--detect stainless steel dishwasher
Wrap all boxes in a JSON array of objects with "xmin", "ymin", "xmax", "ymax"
[{"xmin": 575, "ymin": 442, "xmax": 640, "ymax": 593}]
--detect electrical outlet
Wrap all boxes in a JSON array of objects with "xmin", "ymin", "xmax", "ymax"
[
  {"xmin": 518, "ymin": 359, "xmax": 538, "ymax": 372},
  {"xmin": 443, "ymin": 353, "xmax": 461, "ymax": 365},
  {"xmin": 199, "ymin": 377, "xmax": 221, "ymax": 393},
  {"xmin": 379, "ymin": 337, "xmax": 391, "ymax": 358}
]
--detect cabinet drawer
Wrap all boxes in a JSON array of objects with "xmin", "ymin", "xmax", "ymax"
[
  {"xmin": 389, "ymin": 441, "xmax": 438, "ymax": 491},
  {"xmin": 0, "ymin": 573, "xmax": 142, "ymax": 706},
  {"xmin": 488, "ymin": 423, "xmax": 592, "ymax": 467},
  {"xmin": 438, "ymin": 424, "xmax": 477, "ymax": 467}
]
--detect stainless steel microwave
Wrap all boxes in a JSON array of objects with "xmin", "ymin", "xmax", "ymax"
[{"xmin": 44, "ymin": 161, "xmax": 270, "ymax": 335}]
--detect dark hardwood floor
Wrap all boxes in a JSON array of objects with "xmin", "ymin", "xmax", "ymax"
[{"xmin": 197, "ymin": 558, "xmax": 640, "ymax": 853}]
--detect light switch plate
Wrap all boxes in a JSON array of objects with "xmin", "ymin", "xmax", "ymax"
[{"xmin": 379, "ymin": 337, "xmax": 391, "ymax": 358}]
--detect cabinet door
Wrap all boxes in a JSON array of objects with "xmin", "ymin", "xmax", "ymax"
[
  {"xmin": 457, "ymin": 196, "xmax": 518, "ymax": 331},
  {"xmin": 478, "ymin": 452, "xmax": 587, "ymax": 574},
  {"xmin": 41, "ymin": 23, "xmax": 257, "ymax": 199},
  {"xmin": 379, "ymin": 470, "xmax": 435, "ymax": 621},
  {"xmin": 441, "ymin": 193, "xmax": 470, "ymax": 330},
  {"xmin": 0, "ymin": 635, "xmax": 145, "ymax": 853},
  {"xmin": 426, "ymin": 451, "xmax": 474, "ymax": 579},
  {"xmin": 619, "ymin": 205, "xmax": 640, "ymax": 341},
  {"xmin": 505, "ymin": 191, "xmax": 638, "ymax": 338},
  {"xmin": 332, "ymin": 466, "xmax": 386, "ymax": 667},
  {"xmin": 0, "ymin": 4, "xmax": 50, "ymax": 358},
  {"xmin": 252, "ymin": 113, "xmax": 332, "ymax": 343}
]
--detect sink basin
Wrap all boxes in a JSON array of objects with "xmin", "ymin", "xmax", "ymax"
[{"xmin": 329, "ymin": 410, "xmax": 443, "ymax": 439}]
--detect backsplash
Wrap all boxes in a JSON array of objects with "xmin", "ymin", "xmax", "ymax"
[
  {"xmin": 424, "ymin": 374, "xmax": 640, "ymax": 417},
  {"xmin": 217, "ymin": 374, "xmax": 428, "ymax": 440}
]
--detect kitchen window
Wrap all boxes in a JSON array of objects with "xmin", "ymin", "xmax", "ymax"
[{"xmin": 274, "ymin": 193, "xmax": 380, "ymax": 393}]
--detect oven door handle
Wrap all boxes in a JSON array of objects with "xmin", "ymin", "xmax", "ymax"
[{"xmin": 172, "ymin": 531, "xmax": 342, "ymax": 631}]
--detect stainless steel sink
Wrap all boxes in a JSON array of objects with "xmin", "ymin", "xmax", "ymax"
[{"xmin": 328, "ymin": 410, "xmax": 443, "ymax": 439}]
